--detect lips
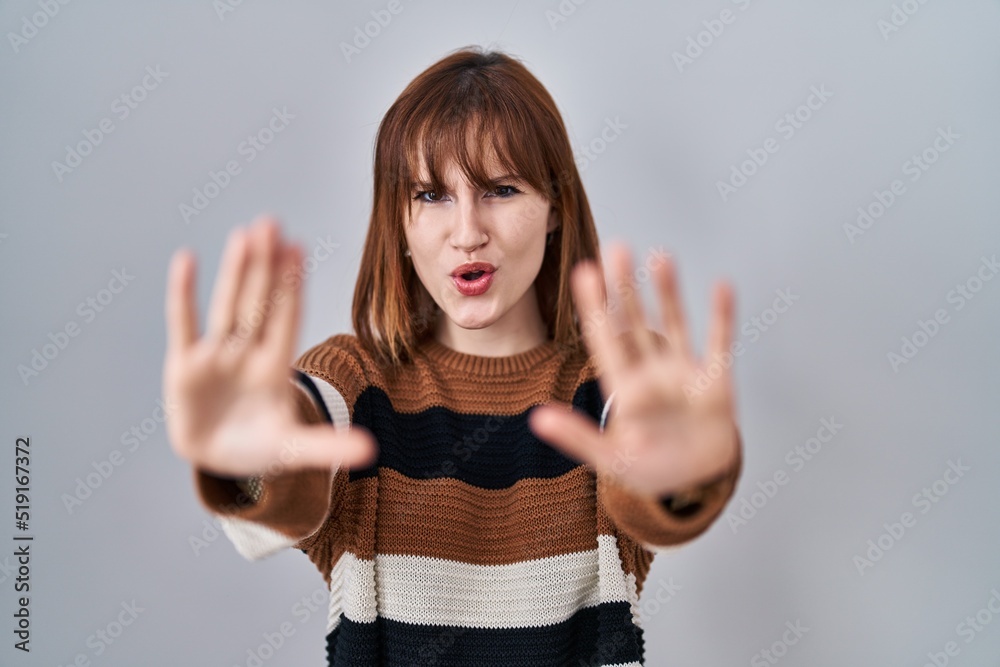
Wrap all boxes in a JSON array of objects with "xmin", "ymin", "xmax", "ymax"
[
  {"xmin": 450, "ymin": 262, "xmax": 496, "ymax": 297},
  {"xmin": 450, "ymin": 261, "xmax": 496, "ymax": 279}
]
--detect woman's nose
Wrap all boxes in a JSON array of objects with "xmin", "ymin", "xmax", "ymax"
[{"xmin": 449, "ymin": 199, "xmax": 489, "ymax": 251}]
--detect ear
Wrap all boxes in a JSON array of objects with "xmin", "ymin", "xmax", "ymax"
[{"xmin": 546, "ymin": 206, "xmax": 560, "ymax": 234}]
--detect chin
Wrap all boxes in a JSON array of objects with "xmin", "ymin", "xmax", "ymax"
[
  {"xmin": 443, "ymin": 304, "xmax": 501, "ymax": 330},
  {"xmin": 450, "ymin": 314, "xmax": 497, "ymax": 330}
]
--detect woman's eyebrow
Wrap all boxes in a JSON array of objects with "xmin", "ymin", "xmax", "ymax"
[
  {"xmin": 409, "ymin": 174, "xmax": 524, "ymax": 190},
  {"xmin": 488, "ymin": 173, "xmax": 523, "ymax": 183}
]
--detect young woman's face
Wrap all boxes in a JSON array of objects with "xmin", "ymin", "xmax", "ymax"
[{"xmin": 404, "ymin": 156, "xmax": 559, "ymax": 337}]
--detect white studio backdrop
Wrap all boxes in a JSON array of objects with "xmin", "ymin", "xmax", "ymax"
[{"xmin": 1, "ymin": 1, "xmax": 998, "ymax": 665}]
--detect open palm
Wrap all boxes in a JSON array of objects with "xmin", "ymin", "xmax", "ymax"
[
  {"xmin": 162, "ymin": 217, "xmax": 376, "ymax": 478},
  {"xmin": 529, "ymin": 243, "xmax": 740, "ymax": 497}
]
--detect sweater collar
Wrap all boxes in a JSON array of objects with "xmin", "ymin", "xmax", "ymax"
[{"xmin": 418, "ymin": 336, "xmax": 563, "ymax": 376}]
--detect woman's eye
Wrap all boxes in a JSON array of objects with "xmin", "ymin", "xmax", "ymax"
[
  {"xmin": 412, "ymin": 186, "xmax": 520, "ymax": 202},
  {"xmin": 490, "ymin": 185, "xmax": 521, "ymax": 198},
  {"xmin": 413, "ymin": 191, "xmax": 443, "ymax": 203}
]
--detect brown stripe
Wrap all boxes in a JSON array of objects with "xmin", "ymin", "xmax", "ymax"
[
  {"xmin": 294, "ymin": 336, "xmax": 372, "ymax": 420},
  {"xmin": 295, "ymin": 469, "xmax": 659, "ymax": 589},
  {"xmin": 371, "ymin": 466, "xmax": 601, "ymax": 565},
  {"xmin": 301, "ymin": 331, "xmax": 670, "ymax": 417},
  {"xmin": 298, "ymin": 334, "xmax": 597, "ymax": 416},
  {"xmin": 617, "ymin": 538, "xmax": 655, "ymax": 597},
  {"xmin": 296, "ymin": 473, "xmax": 379, "ymax": 578}
]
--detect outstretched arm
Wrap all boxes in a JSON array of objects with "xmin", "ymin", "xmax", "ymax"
[{"xmin": 529, "ymin": 242, "xmax": 742, "ymax": 546}]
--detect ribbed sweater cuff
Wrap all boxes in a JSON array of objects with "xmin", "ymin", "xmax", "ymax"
[
  {"xmin": 193, "ymin": 466, "xmax": 334, "ymax": 542},
  {"xmin": 599, "ymin": 426, "xmax": 743, "ymax": 547}
]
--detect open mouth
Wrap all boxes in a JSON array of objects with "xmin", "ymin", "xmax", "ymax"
[{"xmin": 452, "ymin": 268, "xmax": 495, "ymax": 296}]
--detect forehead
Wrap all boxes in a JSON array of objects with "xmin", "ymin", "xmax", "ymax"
[
  {"xmin": 410, "ymin": 144, "xmax": 515, "ymax": 185},
  {"xmin": 405, "ymin": 113, "xmax": 526, "ymax": 185}
]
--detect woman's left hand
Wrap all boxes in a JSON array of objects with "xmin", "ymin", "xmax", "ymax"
[{"xmin": 528, "ymin": 243, "xmax": 740, "ymax": 498}]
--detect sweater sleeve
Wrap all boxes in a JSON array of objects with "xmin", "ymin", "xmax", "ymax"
[
  {"xmin": 595, "ymin": 392, "xmax": 743, "ymax": 550},
  {"xmin": 190, "ymin": 339, "xmax": 364, "ymax": 561}
]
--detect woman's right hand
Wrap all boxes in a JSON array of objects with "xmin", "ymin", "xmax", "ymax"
[{"xmin": 162, "ymin": 215, "xmax": 377, "ymax": 478}]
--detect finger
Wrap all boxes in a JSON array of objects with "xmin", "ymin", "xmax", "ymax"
[
  {"xmin": 165, "ymin": 248, "xmax": 198, "ymax": 352},
  {"xmin": 281, "ymin": 424, "xmax": 379, "ymax": 472},
  {"xmin": 573, "ymin": 258, "xmax": 627, "ymax": 392},
  {"xmin": 611, "ymin": 243, "xmax": 660, "ymax": 361},
  {"xmin": 206, "ymin": 227, "xmax": 248, "ymax": 341},
  {"xmin": 234, "ymin": 217, "xmax": 280, "ymax": 346},
  {"xmin": 653, "ymin": 253, "xmax": 693, "ymax": 359},
  {"xmin": 264, "ymin": 243, "xmax": 303, "ymax": 364},
  {"xmin": 704, "ymin": 280, "xmax": 735, "ymax": 366},
  {"xmin": 528, "ymin": 403, "xmax": 612, "ymax": 472}
]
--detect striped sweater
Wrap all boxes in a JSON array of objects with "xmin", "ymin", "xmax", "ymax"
[{"xmin": 194, "ymin": 333, "xmax": 742, "ymax": 666}]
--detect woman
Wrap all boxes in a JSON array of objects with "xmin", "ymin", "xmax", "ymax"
[{"xmin": 164, "ymin": 46, "xmax": 742, "ymax": 666}]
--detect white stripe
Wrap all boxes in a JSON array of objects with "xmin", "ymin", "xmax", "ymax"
[
  {"xmin": 600, "ymin": 390, "xmax": 616, "ymax": 433},
  {"xmin": 326, "ymin": 535, "xmax": 635, "ymax": 630},
  {"xmin": 297, "ymin": 373, "xmax": 351, "ymax": 430},
  {"xmin": 624, "ymin": 572, "xmax": 641, "ymax": 629},
  {"xmin": 328, "ymin": 551, "xmax": 377, "ymax": 633},
  {"xmin": 597, "ymin": 533, "xmax": 630, "ymax": 603},
  {"xmin": 218, "ymin": 515, "xmax": 298, "ymax": 561},
  {"xmin": 641, "ymin": 542, "xmax": 684, "ymax": 555}
]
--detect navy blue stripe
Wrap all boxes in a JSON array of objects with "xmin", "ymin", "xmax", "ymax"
[
  {"xmin": 325, "ymin": 601, "xmax": 643, "ymax": 666},
  {"xmin": 346, "ymin": 380, "xmax": 606, "ymax": 488},
  {"xmin": 293, "ymin": 370, "xmax": 333, "ymax": 423}
]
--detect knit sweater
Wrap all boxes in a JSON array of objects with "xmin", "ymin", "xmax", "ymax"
[{"xmin": 193, "ymin": 333, "xmax": 742, "ymax": 666}]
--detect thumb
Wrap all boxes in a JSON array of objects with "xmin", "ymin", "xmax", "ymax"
[
  {"xmin": 528, "ymin": 404, "xmax": 607, "ymax": 470},
  {"xmin": 277, "ymin": 424, "xmax": 378, "ymax": 472}
]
